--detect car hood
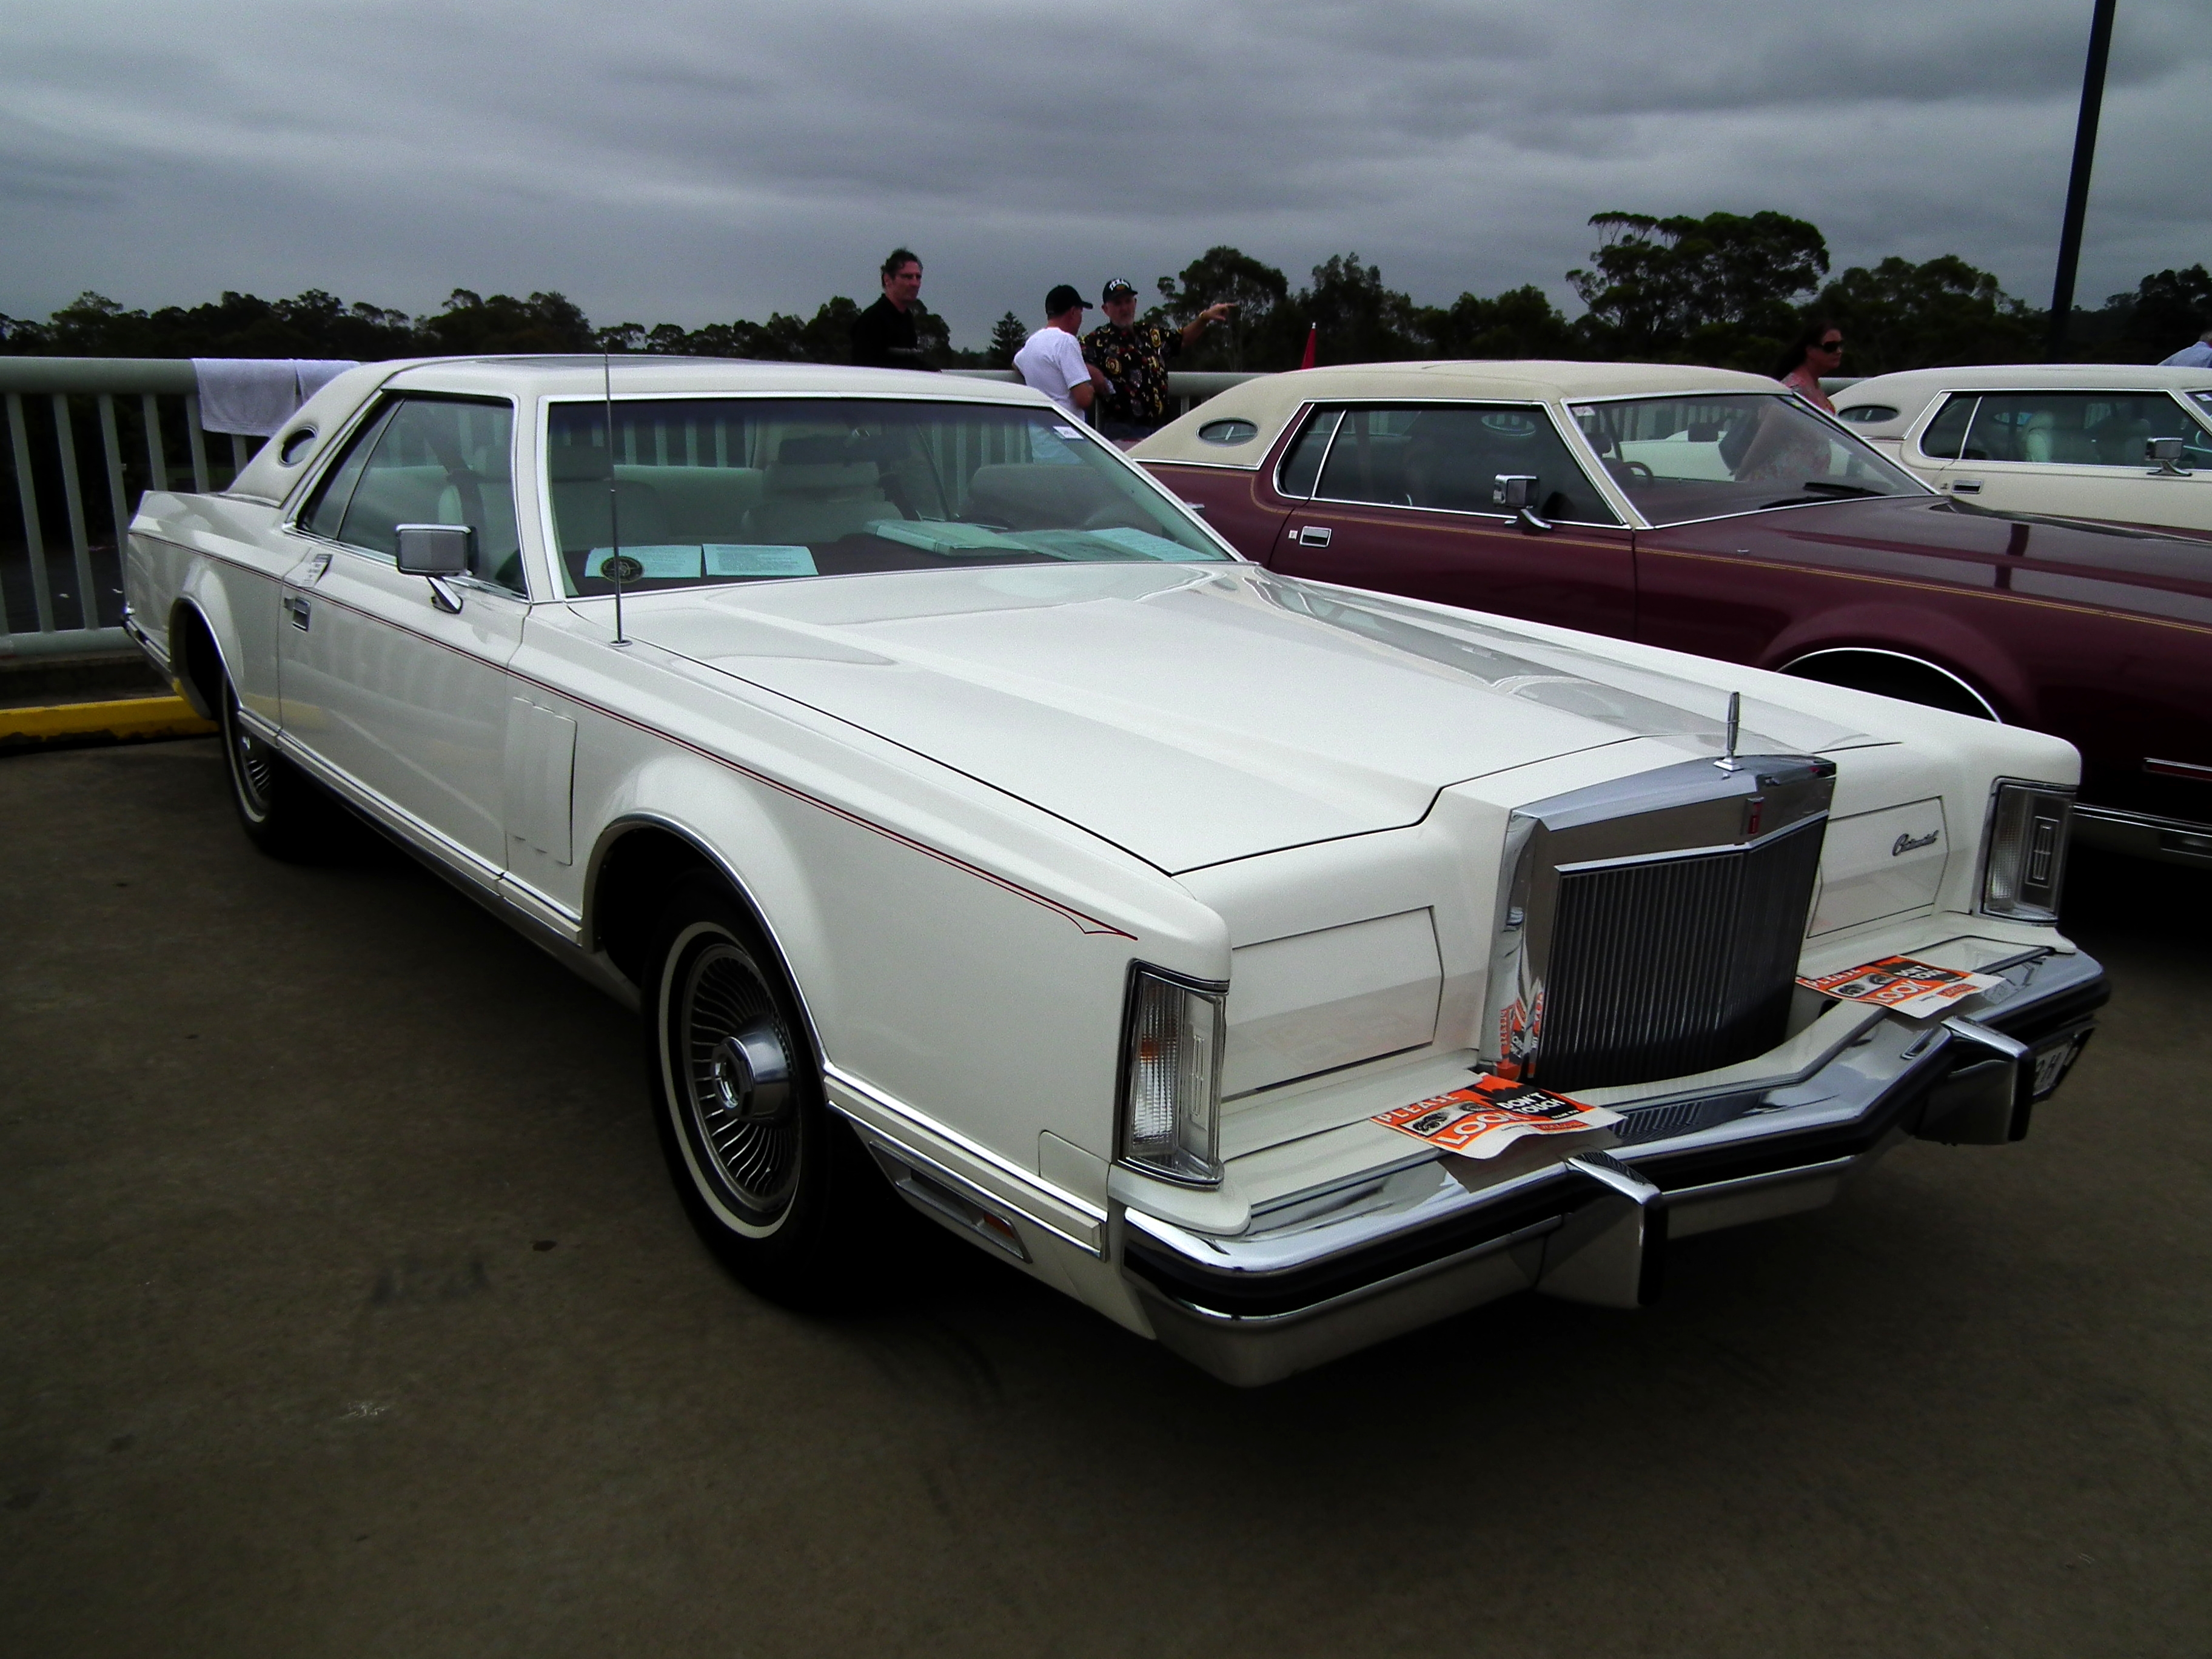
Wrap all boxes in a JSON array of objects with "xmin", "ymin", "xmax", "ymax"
[
  {"xmin": 1706, "ymin": 494, "xmax": 2212, "ymax": 615},
  {"xmin": 626, "ymin": 564, "xmax": 1874, "ymax": 873}
]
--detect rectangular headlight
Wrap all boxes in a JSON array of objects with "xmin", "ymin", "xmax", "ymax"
[
  {"xmin": 1117, "ymin": 965, "xmax": 1227, "ymax": 1187},
  {"xmin": 1981, "ymin": 780, "xmax": 2074, "ymax": 922}
]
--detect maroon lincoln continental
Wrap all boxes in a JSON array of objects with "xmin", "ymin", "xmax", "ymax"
[{"xmin": 1133, "ymin": 362, "xmax": 2212, "ymax": 868}]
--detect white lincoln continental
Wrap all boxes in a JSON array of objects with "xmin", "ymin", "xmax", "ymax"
[{"xmin": 125, "ymin": 357, "xmax": 2106, "ymax": 1384}]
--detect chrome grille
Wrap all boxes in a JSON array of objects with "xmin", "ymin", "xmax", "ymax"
[
  {"xmin": 1538, "ymin": 820, "xmax": 1826, "ymax": 1090},
  {"xmin": 1484, "ymin": 753, "xmax": 1836, "ymax": 1094}
]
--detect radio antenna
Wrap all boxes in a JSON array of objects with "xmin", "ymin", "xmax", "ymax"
[
  {"xmin": 1716, "ymin": 691, "xmax": 1742, "ymax": 771},
  {"xmin": 603, "ymin": 350, "xmax": 628, "ymax": 646}
]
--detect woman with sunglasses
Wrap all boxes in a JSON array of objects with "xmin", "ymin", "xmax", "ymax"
[{"xmin": 1773, "ymin": 321, "xmax": 1844, "ymax": 413}]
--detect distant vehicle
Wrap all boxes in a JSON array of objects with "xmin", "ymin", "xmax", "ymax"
[
  {"xmin": 1134, "ymin": 361, "xmax": 2212, "ymax": 869},
  {"xmin": 1832, "ymin": 364, "xmax": 2212, "ymax": 536},
  {"xmin": 122, "ymin": 356, "xmax": 2105, "ymax": 1385}
]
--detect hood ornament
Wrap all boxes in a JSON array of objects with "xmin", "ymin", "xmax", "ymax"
[{"xmin": 1715, "ymin": 691, "xmax": 1742, "ymax": 772}]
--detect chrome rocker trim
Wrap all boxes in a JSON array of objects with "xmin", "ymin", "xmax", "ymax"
[
  {"xmin": 2072, "ymin": 802, "xmax": 2212, "ymax": 868},
  {"xmin": 1121, "ymin": 947, "xmax": 2106, "ymax": 1386}
]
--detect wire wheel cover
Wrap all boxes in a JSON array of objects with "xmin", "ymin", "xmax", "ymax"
[
  {"xmin": 225, "ymin": 699, "xmax": 276, "ymax": 817},
  {"xmin": 677, "ymin": 939, "xmax": 801, "ymax": 1220}
]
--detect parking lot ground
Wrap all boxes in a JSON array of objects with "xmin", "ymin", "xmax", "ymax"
[{"xmin": 3, "ymin": 737, "xmax": 2208, "ymax": 1659}]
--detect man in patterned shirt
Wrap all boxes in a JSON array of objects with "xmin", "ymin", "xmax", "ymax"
[{"xmin": 1082, "ymin": 279, "xmax": 1235, "ymax": 443}]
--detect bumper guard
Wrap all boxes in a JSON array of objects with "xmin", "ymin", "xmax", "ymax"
[{"xmin": 1121, "ymin": 947, "xmax": 2106, "ymax": 1386}]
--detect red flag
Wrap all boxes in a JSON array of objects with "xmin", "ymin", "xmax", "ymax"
[{"xmin": 1299, "ymin": 324, "xmax": 1317, "ymax": 370}]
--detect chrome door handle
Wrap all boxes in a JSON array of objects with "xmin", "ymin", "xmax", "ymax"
[
  {"xmin": 1948, "ymin": 480, "xmax": 1982, "ymax": 495},
  {"xmin": 283, "ymin": 595, "xmax": 310, "ymax": 631},
  {"xmin": 1296, "ymin": 525, "xmax": 1333, "ymax": 547}
]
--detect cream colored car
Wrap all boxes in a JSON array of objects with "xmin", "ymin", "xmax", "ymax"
[
  {"xmin": 121, "ymin": 355, "xmax": 2108, "ymax": 1386},
  {"xmin": 1834, "ymin": 364, "xmax": 2212, "ymax": 534}
]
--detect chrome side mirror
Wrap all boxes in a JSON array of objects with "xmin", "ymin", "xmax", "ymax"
[
  {"xmin": 2146, "ymin": 436, "xmax": 2192, "ymax": 476},
  {"xmin": 1492, "ymin": 474, "xmax": 1552, "ymax": 534},
  {"xmin": 396, "ymin": 523, "xmax": 472, "ymax": 613},
  {"xmin": 397, "ymin": 523, "xmax": 471, "ymax": 574}
]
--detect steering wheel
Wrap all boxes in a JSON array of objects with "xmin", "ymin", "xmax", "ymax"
[{"xmin": 1621, "ymin": 460, "xmax": 1655, "ymax": 481}]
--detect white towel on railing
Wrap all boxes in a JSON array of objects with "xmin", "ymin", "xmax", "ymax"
[
  {"xmin": 293, "ymin": 359, "xmax": 355, "ymax": 402},
  {"xmin": 192, "ymin": 358, "xmax": 361, "ymax": 435}
]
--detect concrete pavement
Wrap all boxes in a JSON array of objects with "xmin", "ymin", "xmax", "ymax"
[{"xmin": 3, "ymin": 737, "xmax": 2207, "ymax": 1657}]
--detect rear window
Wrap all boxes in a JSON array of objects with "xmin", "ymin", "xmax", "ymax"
[{"xmin": 545, "ymin": 398, "xmax": 1232, "ymax": 595}]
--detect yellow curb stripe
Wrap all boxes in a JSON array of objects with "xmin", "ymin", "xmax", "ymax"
[{"xmin": 0, "ymin": 695, "xmax": 218, "ymax": 743}]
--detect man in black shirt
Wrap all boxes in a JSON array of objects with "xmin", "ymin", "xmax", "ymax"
[{"xmin": 850, "ymin": 247, "xmax": 939, "ymax": 372}]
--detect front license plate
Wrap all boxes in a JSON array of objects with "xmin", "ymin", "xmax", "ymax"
[{"xmin": 2028, "ymin": 1029, "xmax": 2092, "ymax": 1101}]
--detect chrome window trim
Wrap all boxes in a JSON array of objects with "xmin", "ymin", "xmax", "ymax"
[
  {"xmin": 533, "ymin": 389, "xmax": 1251, "ymax": 597},
  {"xmin": 285, "ymin": 390, "xmax": 535, "ymax": 600},
  {"xmin": 1147, "ymin": 456, "xmax": 1263, "ymax": 474},
  {"xmin": 1560, "ymin": 389, "xmax": 1936, "ymax": 527},
  {"xmin": 1295, "ymin": 397, "xmax": 1625, "ymax": 529},
  {"xmin": 1909, "ymin": 386, "xmax": 2212, "ymax": 467},
  {"xmin": 284, "ymin": 394, "xmax": 398, "ymax": 537},
  {"xmin": 1269, "ymin": 403, "xmax": 1335, "ymax": 500},
  {"xmin": 1911, "ymin": 392, "xmax": 1982, "ymax": 464}
]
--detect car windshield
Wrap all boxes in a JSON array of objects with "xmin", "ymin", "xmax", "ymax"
[
  {"xmin": 545, "ymin": 397, "xmax": 1232, "ymax": 595},
  {"xmin": 1570, "ymin": 394, "xmax": 1926, "ymax": 526}
]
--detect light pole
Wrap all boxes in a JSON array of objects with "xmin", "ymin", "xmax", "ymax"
[{"xmin": 2046, "ymin": 0, "xmax": 2118, "ymax": 361}]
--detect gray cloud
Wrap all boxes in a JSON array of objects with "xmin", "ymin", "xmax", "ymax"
[{"xmin": 1, "ymin": 0, "xmax": 2204, "ymax": 345}]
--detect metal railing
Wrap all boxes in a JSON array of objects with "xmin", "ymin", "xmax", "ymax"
[
  {"xmin": 0, "ymin": 358, "xmax": 272, "ymax": 660},
  {"xmin": 0, "ymin": 358, "xmax": 1258, "ymax": 663},
  {"xmin": 945, "ymin": 367, "xmax": 1258, "ymax": 421}
]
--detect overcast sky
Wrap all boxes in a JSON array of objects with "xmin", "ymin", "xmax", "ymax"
[{"xmin": 3, "ymin": 1, "xmax": 2205, "ymax": 348}]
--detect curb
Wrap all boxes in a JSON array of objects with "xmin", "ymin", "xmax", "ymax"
[{"xmin": 1, "ymin": 695, "xmax": 218, "ymax": 749}]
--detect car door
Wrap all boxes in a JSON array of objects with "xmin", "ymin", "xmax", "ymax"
[
  {"xmin": 1265, "ymin": 403, "xmax": 1635, "ymax": 638},
  {"xmin": 279, "ymin": 394, "xmax": 529, "ymax": 873},
  {"xmin": 1921, "ymin": 390, "xmax": 2212, "ymax": 531}
]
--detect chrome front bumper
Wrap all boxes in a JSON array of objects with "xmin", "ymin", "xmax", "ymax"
[{"xmin": 1120, "ymin": 948, "xmax": 2106, "ymax": 1386}]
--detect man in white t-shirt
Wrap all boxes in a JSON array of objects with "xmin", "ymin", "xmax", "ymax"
[{"xmin": 1013, "ymin": 286, "xmax": 1105, "ymax": 418}]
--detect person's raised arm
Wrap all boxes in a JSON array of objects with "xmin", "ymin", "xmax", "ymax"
[{"xmin": 1179, "ymin": 302, "xmax": 1235, "ymax": 350}]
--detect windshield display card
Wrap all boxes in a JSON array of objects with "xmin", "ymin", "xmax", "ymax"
[
  {"xmin": 589, "ymin": 544, "xmax": 704, "ymax": 579},
  {"xmin": 1798, "ymin": 954, "xmax": 2001, "ymax": 1018},
  {"xmin": 703, "ymin": 544, "xmax": 818, "ymax": 577},
  {"xmin": 1374, "ymin": 1073, "xmax": 1620, "ymax": 1161}
]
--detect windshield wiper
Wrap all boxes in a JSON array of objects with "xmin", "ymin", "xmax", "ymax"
[{"xmin": 1797, "ymin": 480, "xmax": 1885, "ymax": 498}]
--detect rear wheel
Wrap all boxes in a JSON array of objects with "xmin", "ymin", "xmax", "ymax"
[
  {"xmin": 645, "ymin": 874, "xmax": 889, "ymax": 1305},
  {"xmin": 219, "ymin": 674, "xmax": 329, "ymax": 858}
]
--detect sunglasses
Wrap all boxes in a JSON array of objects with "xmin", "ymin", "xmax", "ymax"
[{"xmin": 1817, "ymin": 338, "xmax": 1845, "ymax": 352}]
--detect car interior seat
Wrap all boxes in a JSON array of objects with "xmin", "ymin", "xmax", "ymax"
[
  {"xmin": 747, "ymin": 435, "xmax": 893, "ymax": 544},
  {"xmin": 547, "ymin": 441, "xmax": 673, "ymax": 551},
  {"xmin": 966, "ymin": 463, "xmax": 1124, "ymax": 530}
]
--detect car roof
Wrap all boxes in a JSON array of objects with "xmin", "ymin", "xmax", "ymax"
[
  {"xmin": 1836, "ymin": 363, "xmax": 2212, "ymax": 412},
  {"xmin": 379, "ymin": 354, "xmax": 1048, "ymax": 404},
  {"xmin": 1133, "ymin": 360, "xmax": 1784, "ymax": 467},
  {"xmin": 226, "ymin": 356, "xmax": 1056, "ymax": 503}
]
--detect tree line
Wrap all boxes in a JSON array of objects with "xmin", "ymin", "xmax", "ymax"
[{"xmin": 5, "ymin": 212, "xmax": 2207, "ymax": 377}]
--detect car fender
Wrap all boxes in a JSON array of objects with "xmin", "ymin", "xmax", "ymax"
[
  {"xmin": 1758, "ymin": 600, "xmax": 2033, "ymax": 723},
  {"xmin": 167, "ymin": 578, "xmax": 245, "ymax": 723},
  {"xmin": 581, "ymin": 751, "xmax": 837, "ymax": 1014}
]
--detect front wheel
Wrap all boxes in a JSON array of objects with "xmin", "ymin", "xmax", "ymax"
[
  {"xmin": 645, "ymin": 875, "xmax": 889, "ymax": 1305},
  {"xmin": 219, "ymin": 674, "xmax": 329, "ymax": 859}
]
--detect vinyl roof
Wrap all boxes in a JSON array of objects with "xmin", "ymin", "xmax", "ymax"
[{"xmin": 1133, "ymin": 360, "xmax": 1785, "ymax": 467}]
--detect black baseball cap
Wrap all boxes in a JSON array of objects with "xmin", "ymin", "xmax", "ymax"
[
  {"xmin": 1101, "ymin": 278, "xmax": 1139, "ymax": 301},
  {"xmin": 1045, "ymin": 284, "xmax": 1091, "ymax": 316}
]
